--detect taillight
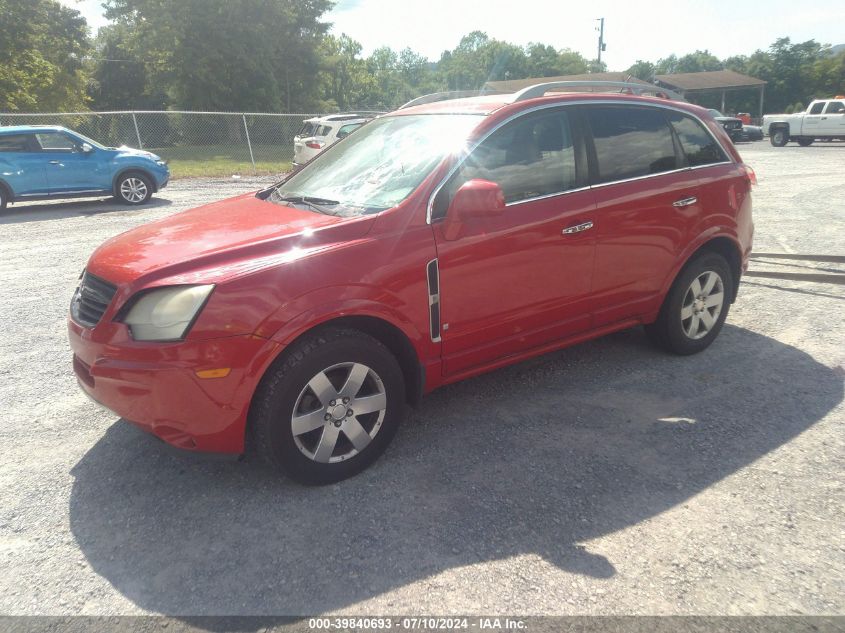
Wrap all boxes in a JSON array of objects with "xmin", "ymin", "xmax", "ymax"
[
  {"xmin": 305, "ymin": 141, "xmax": 325, "ymax": 150},
  {"xmin": 742, "ymin": 164, "xmax": 757, "ymax": 187}
]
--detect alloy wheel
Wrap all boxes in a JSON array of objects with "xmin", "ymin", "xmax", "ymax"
[
  {"xmin": 120, "ymin": 177, "xmax": 148, "ymax": 203},
  {"xmin": 680, "ymin": 271, "xmax": 724, "ymax": 340},
  {"xmin": 291, "ymin": 362, "xmax": 387, "ymax": 463}
]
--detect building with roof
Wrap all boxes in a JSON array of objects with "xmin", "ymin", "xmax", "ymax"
[{"xmin": 653, "ymin": 70, "xmax": 767, "ymax": 117}]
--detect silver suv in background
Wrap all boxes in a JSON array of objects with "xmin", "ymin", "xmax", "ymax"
[{"xmin": 293, "ymin": 112, "xmax": 383, "ymax": 166}]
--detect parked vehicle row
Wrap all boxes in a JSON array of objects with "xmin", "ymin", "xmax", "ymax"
[
  {"xmin": 0, "ymin": 126, "xmax": 169, "ymax": 210},
  {"xmin": 763, "ymin": 97, "xmax": 845, "ymax": 146},
  {"xmin": 293, "ymin": 112, "xmax": 384, "ymax": 166},
  {"xmin": 68, "ymin": 83, "xmax": 755, "ymax": 484}
]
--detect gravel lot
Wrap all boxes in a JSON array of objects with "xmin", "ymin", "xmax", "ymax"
[{"xmin": 0, "ymin": 142, "xmax": 843, "ymax": 617}]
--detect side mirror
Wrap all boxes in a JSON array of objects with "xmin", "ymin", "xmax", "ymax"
[
  {"xmin": 443, "ymin": 179, "xmax": 506, "ymax": 240},
  {"xmin": 80, "ymin": 143, "xmax": 94, "ymax": 153}
]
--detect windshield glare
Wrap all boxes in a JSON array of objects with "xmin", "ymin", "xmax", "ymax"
[
  {"xmin": 708, "ymin": 109, "xmax": 725, "ymax": 118},
  {"xmin": 272, "ymin": 114, "xmax": 484, "ymax": 215}
]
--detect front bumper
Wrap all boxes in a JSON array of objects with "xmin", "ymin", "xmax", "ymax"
[{"xmin": 68, "ymin": 317, "xmax": 280, "ymax": 453}]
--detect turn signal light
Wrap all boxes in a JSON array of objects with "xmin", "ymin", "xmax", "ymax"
[{"xmin": 195, "ymin": 368, "xmax": 231, "ymax": 379}]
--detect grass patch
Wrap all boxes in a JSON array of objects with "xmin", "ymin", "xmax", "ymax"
[{"xmin": 153, "ymin": 144, "xmax": 292, "ymax": 179}]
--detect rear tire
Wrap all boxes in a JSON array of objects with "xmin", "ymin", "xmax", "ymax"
[
  {"xmin": 770, "ymin": 128, "xmax": 789, "ymax": 147},
  {"xmin": 115, "ymin": 172, "xmax": 153, "ymax": 205},
  {"xmin": 645, "ymin": 252, "xmax": 734, "ymax": 355},
  {"xmin": 251, "ymin": 327, "xmax": 405, "ymax": 485},
  {"xmin": 0, "ymin": 186, "xmax": 7, "ymax": 211},
  {"xmin": 797, "ymin": 137, "xmax": 814, "ymax": 147}
]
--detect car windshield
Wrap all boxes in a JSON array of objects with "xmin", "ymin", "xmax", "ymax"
[
  {"xmin": 67, "ymin": 130, "xmax": 107, "ymax": 149},
  {"xmin": 270, "ymin": 113, "xmax": 484, "ymax": 216},
  {"xmin": 708, "ymin": 109, "xmax": 725, "ymax": 118}
]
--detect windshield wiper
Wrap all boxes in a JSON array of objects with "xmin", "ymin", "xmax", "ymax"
[{"xmin": 273, "ymin": 195, "xmax": 340, "ymax": 215}]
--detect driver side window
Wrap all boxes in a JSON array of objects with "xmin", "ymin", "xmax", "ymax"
[
  {"xmin": 433, "ymin": 109, "xmax": 577, "ymax": 218},
  {"xmin": 35, "ymin": 132, "xmax": 76, "ymax": 152}
]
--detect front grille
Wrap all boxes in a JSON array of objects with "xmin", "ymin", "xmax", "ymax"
[{"xmin": 71, "ymin": 271, "xmax": 117, "ymax": 328}]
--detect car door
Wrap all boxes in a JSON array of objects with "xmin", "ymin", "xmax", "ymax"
[
  {"xmin": 801, "ymin": 102, "xmax": 826, "ymax": 136},
  {"xmin": 820, "ymin": 100, "xmax": 845, "ymax": 135},
  {"xmin": 583, "ymin": 104, "xmax": 703, "ymax": 328},
  {"xmin": 430, "ymin": 107, "xmax": 596, "ymax": 376},
  {"xmin": 36, "ymin": 131, "xmax": 103, "ymax": 194},
  {"xmin": 0, "ymin": 133, "xmax": 49, "ymax": 197}
]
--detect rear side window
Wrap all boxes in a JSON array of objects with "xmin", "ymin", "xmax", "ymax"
[
  {"xmin": 667, "ymin": 111, "xmax": 728, "ymax": 167},
  {"xmin": 809, "ymin": 102, "xmax": 825, "ymax": 114},
  {"xmin": 824, "ymin": 101, "xmax": 844, "ymax": 114},
  {"xmin": 298, "ymin": 122, "xmax": 317, "ymax": 136},
  {"xmin": 0, "ymin": 134, "xmax": 32, "ymax": 152},
  {"xmin": 586, "ymin": 106, "xmax": 679, "ymax": 184}
]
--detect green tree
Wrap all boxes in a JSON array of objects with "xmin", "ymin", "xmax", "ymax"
[
  {"xmin": 318, "ymin": 34, "xmax": 374, "ymax": 110},
  {"xmin": 0, "ymin": 0, "xmax": 90, "ymax": 111},
  {"xmin": 103, "ymin": 0, "xmax": 332, "ymax": 111},
  {"xmin": 87, "ymin": 24, "xmax": 167, "ymax": 110},
  {"xmin": 675, "ymin": 50, "xmax": 723, "ymax": 73},
  {"xmin": 524, "ymin": 44, "xmax": 588, "ymax": 77},
  {"xmin": 438, "ymin": 31, "xmax": 529, "ymax": 90},
  {"xmin": 625, "ymin": 60, "xmax": 656, "ymax": 81},
  {"xmin": 811, "ymin": 49, "xmax": 845, "ymax": 99}
]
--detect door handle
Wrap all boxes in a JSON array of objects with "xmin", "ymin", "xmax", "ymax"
[
  {"xmin": 48, "ymin": 160, "xmax": 61, "ymax": 165},
  {"xmin": 562, "ymin": 221, "xmax": 593, "ymax": 235},
  {"xmin": 672, "ymin": 196, "xmax": 697, "ymax": 208}
]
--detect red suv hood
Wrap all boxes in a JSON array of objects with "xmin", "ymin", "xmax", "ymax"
[{"xmin": 87, "ymin": 193, "xmax": 374, "ymax": 285}]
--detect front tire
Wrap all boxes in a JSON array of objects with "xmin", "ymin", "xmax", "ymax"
[
  {"xmin": 646, "ymin": 252, "xmax": 733, "ymax": 355},
  {"xmin": 115, "ymin": 172, "xmax": 153, "ymax": 205},
  {"xmin": 0, "ymin": 186, "xmax": 7, "ymax": 211},
  {"xmin": 797, "ymin": 137, "xmax": 814, "ymax": 147},
  {"xmin": 251, "ymin": 328, "xmax": 405, "ymax": 485},
  {"xmin": 770, "ymin": 128, "xmax": 789, "ymax": 147}
]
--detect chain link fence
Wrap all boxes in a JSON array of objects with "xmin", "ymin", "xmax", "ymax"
[{"xmin": 0, "ymin": 111, "xmax": 324, "ymax": 178}]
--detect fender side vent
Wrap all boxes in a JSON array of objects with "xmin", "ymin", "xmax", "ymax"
[{"xmin": 426, "ymin": 259, "xmax": 441, "ymax": 342}]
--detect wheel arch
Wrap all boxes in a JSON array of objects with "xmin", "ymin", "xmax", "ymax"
[
  {"xmin": 0, "ymin": 178, "xmax": 14, "ymax": 202},
  {"xmin": 677, "ymin": 236, "xmax": 743, "ymax": 303},
  {"xmin": 769, "ymin": 121, "xmax": 790, "ymax": 136},
  {"xmin": 255, "ymin": 314, "xmax": 425, "ymax": 412}
]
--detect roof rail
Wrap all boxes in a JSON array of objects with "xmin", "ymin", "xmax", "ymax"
[
  {"xmin": 398, "ymin": 90, "xmax": 501, "ymax": 110},
  {"xmin": 511, "ymin": 81, "xmax": 686, "ymax": 102}
]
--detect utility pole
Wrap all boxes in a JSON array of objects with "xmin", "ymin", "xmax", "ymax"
[{"xmin": 596, "ymin": 18, "xmax": 606, "ymax": 67}]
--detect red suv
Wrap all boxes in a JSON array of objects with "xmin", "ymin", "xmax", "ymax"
[{"xmin": 69, "ymin": 82, "xmax": 754, "ymax": 484}]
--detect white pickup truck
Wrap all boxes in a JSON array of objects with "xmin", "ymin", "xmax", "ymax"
[{"xmin": 762, "ymin": 98, "xmax": 845, "ymax": 146}]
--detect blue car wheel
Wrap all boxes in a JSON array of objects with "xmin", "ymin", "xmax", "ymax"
[{"xmin": 115, "ymin": 172, "xmax": 153, "ymax": 205}]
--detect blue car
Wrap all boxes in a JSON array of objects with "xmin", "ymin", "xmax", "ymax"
[{"xmin": 0, "ymin": 125, "xmax": 169, "ymax": 210}]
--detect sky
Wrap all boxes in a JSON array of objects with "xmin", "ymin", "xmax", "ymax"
[{"xmin": 62, "ymin": 0, "xmax": 845, "ymax": 70}]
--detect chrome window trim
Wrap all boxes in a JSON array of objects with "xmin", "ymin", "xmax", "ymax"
[
  {"xmin": 425, "ymin": 99, "xmax": 735, "ymax": 224},
  {"xmin": 506, "ymin": 185, "xmax": 592, "ymax": 207},
  {"xmin": 588, "ymin": 161, "xmax": 733, "ymax": 191}
]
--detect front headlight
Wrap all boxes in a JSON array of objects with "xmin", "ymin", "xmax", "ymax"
[
  {"xmin": 123, "ymin": 285, "xmax": 214, "ymax": 341},
  {"xmin": 156, "ymin": 159, "xmax": 168, "ymax": 167}
]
